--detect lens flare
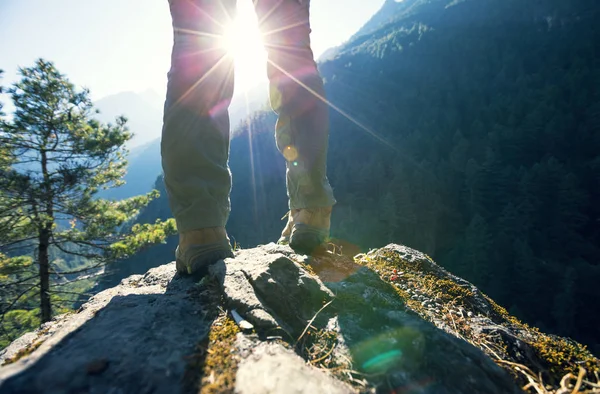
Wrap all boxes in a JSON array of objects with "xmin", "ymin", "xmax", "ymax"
[
  {"xmin": 219, "ymin": 3, "xmax": 267, "ymax": 92},
  {"xmin": 283, "ymin": 145, "xmax": 299, "ymax": 161}
]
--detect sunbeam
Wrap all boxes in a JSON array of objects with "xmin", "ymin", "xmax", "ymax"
[
  {"xmin": 173, "ymin": 54, "xmax": 232, "ymax": 107},
  {"xmin": 244, "ymin": 88, "xmax": 260, "ymax": 229},
  {"xmin": 188, "ymin": 0, "xmax": 232, "ymax": 29}
]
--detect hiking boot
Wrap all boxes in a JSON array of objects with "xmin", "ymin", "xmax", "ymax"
[
  {"xmin": 278, "ymin": 207, "xmax": 332, "ymax": 255},
  {"xmin": 175, "ymin": 227, "xmax": 234, "ymax": 276},
  {"xmin": 277, "ymin": 212, "xmax": 295, "ymax": 245}
]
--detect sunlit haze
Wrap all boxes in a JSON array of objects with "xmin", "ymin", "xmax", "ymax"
[
  {"xmin": 0, "ymin": 0, "xmax": 385, "ymax": 102},
  {"xmin": 221, "ymin": 1, "xmax": 267, "ymax": 93}
]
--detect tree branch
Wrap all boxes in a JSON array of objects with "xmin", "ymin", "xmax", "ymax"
[
  {"xmin": 0, "ymin": 274, "xmax": 38, "ymax": 289},
  {"xmin": 0, "ymin": 282, "xmax": 40, "ymax": 326}
]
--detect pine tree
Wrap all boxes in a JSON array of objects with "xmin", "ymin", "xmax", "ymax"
[
  {"xmin": 0, "ymin": 60, "xmax": 176, "ymax": 323},
  {"xmin": 462, "ymin": 214, "xmax": 492, "ymax": 286},
  {"xmin": 380, "ymin": 191, "xmax": 399, "ymax": 244},
  {"xmin": 552, "ymin": 267, "xmax": 577, "ymax": 336}
]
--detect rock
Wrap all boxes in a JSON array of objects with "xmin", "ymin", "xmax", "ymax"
[
  {"xmin": 235, "ymin": 341, "xmax": 353, "ymax": 394},
  {"xmin": 209, "ymin": 247, "xmax": 333, "ymax": 336},
  {"xmin": 324, "ymin": 267, "xmax": 521, "ymax": 394},
  {"xmin": 0, "ymin": 264, "xmax": 214, "ymax": 394},
  {"xmin": 211, "ymin": 246, "xmax": 522, "ymax": 393},
  {"xmin": 0, "ymin": 243, "xmax": 597, "ymax": 393}
]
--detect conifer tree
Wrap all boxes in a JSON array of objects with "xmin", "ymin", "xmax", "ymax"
[{"xmin": 0, "ymin": 59, "xmax": 176, "ymax": 323}]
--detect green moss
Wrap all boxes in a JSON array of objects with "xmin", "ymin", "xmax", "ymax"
[
  {"xmin": 354, "ymin": 247, "xmax": 600, "ymax": 391},
  {"xmin": 295, "ymin": 258, "xmax": 317, "ymax": 276},
  {"xmin": 355, "ymin": 251, "xmax": 476, "ymax": 320},
  {"xmin": 181, "ymin": 277, "xmax": 241, "ymax": 393},
  {"xmin": 429, "ymin": 278, "xmax": 474, "ymax": 300},
  {"xmin": 355, "ymin": 251, "xmax": 430, "ymax": 318},
  {"xmin": 531, "ymin": 334, "xmax": 600, "ymax": 378},
  {"xmin": 198, "ymin": 314, "xmax": 241, "ymax": 394},
  {"xmin": 480, "ymin": 295, "xmax": 599, "ymax": 379}
]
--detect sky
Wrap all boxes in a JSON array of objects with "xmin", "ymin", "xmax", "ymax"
[{"xmin": 0, "ymin": 0, "xmax": 385, "ymax": 102}]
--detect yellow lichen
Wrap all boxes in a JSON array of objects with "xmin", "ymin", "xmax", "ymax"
[
  {"xmin": 1, "ymin": 340, "xmax": 43, "ymax": 366},
  {"xmin": 484, "ymin": 295, "xmax": 529, "ymax": 327},
  {"xmin": 181, "ymin": 276, "xmax": 241, "ymax": 394},
  {"xmin": 531, "ymin": 334, "xmax": 599, "ymax": 377},
  {"xmin": 197, "ymin": 314, "xmax": 241, "ymax": 394}
]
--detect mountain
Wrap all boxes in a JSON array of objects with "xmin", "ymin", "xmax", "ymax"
[
  {"xmin": 100, "ymin": 139, "xmax": 163, "ymax": 201},
  {"xmin": 350, "ymin": 0, "xmax": 410, "ymax": 39},
  {"xmin": 92, "ymin": 91, "xmax": 164, "ymax": 200},
  {"xmin": 94, "ymin": 91, "xmax": 163, "ymax": 149},
  {"xmin": 99, "ymin": 0, "xmax": 600, "ymax": 354},
  {"xmin": 229, "ymin": 82, "xmax": 270, "ymax": 134},
  {"xmin": 2, "ymin": 244, "xmax": 597, "ymax": 393},
  {"xmin": 95, "ymin": 84, "xmax": 270, "ymax": 201},
  {"xmin": 138, "ymin": 89, "xmax": 164, "ymax": 113}
]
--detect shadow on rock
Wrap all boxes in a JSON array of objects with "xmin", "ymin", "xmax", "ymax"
[
  {"xmin": 0, "ymin": 263, "xmax": 219, "ymax": 394},
  {"xmin": 211, "ymin": 243, "xmax": 523, "ymax": 394},
  {"xmin": 323, "ymin": 265, "xmax": 522, "ymax": 393}
]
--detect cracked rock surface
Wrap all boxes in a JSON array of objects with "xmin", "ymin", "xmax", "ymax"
[
  {"xmin": 209, "ymin": 243, "xmax": 333, "ymax": 336},
  {"xmin": 0, "ymin": 264, "xmax": 213, "ymax": 394},
  {"xmin": 212, "ymin": 244, "xmax": 522, "ymax": 394},
  {"xmin": 0, "ymin": 243, "xmax": 533, "ymax": 393}
]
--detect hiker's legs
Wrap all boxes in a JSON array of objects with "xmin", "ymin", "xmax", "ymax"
[
  {"xmin": 253, "ymin": 0, "xmax": 336, "ymax": 210},
  {"xmin": 162, "ymin": 0, "xmax": 237, "ymax": 232}
]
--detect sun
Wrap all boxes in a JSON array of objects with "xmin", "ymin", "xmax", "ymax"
[{"xmin": 221, "ymin": 2, "xmax": 268, "ymax": 93}]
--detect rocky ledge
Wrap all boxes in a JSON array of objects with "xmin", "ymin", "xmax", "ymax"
[{"xmin": 0, "ymin": 244, "xmax": 598, "ymax": 394}]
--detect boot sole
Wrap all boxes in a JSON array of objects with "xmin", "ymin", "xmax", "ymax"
[{"xmin": 289, "ymin": 224, "xmax": 328, "ymax": 255}]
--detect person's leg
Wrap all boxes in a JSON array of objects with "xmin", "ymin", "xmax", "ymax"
[
  {"xmin": 253, "ymin": 0, "xmax": 336, "ymax": 253},
  {"xmin": 162, "ymin": 0, "xmax": 237, "ymax": 274}
]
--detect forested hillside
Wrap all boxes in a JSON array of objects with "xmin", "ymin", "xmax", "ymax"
[{"xmin": 107, "ymin": 0, "xmax": 600, "ymax": 353}]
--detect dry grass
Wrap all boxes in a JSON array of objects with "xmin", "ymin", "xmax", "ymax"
[{"xmin": 495, "ymin": 361, "xmax": 600, "ymax": 393}]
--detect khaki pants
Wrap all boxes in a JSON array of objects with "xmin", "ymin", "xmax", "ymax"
[{"xmin": 162, "ymin": 0, "xmax": 336, "ymax": 232}]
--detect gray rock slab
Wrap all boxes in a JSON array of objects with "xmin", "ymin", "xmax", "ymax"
[
  {"xmin": 210, "ymin": 245, "xmax": 333, "ymax": 335},
  {"xmin": 235, "ymin": 341, "xmax": 355, "ymax": 394},
  {"xmin": 376, "ymin": 244, "xmax": 492, "ymax": 314},
  {"xmin": 0, "ymin": 264, "xmax": 212, "ymax": 394},
  {"xmin": 0, "ymin": 243, "xmax": 527, "ymax": 394},
  {"xmin": 326, "ymin": 265, "xmax": 523, "ymax": 394},
  {"xmin": 217, "ymin": 244, "xmax": 522, "ymax": 393}
]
